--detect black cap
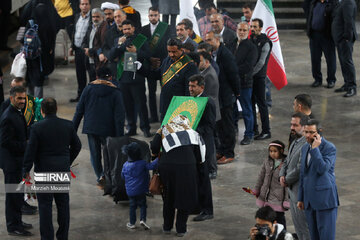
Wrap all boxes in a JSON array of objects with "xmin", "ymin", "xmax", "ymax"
[{"xmin": 96, "ymin": 67, "xmax": 112, "ymax": 79}]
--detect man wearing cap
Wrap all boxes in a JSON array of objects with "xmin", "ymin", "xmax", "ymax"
[
  {"xmin": 96, "ymin": 2, "xmax": 120, "ymax": 67},
  {"xmin": 72, "ymin": 67, "xmax": 125, "ymax": 188}
]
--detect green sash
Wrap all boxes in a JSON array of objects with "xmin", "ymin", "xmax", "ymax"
[
  {"xmin": 161, "ymin": 55, "xmax": 193, "ymax": 87},
  {"xmin": 24, "ymin": 95, "xmax": 35, "ymax": 126},
  {"xmin": 117, "ymin": 34, "xmax": 148, "ymax": 79},
  {"xmin": 149, "ymin": 22, "xmax": 168, "ymax": 53}
]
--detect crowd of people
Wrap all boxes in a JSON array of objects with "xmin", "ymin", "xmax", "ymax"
[{"xmin": 0, "ymin": 0, "xmax": 348, "ymax": 239}]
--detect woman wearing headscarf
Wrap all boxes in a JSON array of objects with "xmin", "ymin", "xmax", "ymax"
[{"xmin": 150, "ymin": 115, "xmax": 205, "ymax": 237}]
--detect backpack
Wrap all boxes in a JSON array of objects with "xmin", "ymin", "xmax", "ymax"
[{"xmin": 23, "ymin": 20, "xmax": 41, "ymax": 60}]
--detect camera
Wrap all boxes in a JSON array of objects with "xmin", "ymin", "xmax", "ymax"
[{"xmin": 254, "ymin": 225, "xmax": 271, "ymax": 240}]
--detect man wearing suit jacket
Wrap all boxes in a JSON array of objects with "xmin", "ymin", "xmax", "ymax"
[
  {"xmin": 0, "ymin": 86, "xmax": 32, "ymax": 236},
  {"xmin": 205, "ymin": 31, "xmax": 240, "ymax": 164},
  {"xmin": 331, "ymin": 0, "xmax": 357, "ymax": 97},
  {"xmin": 23, "ymin": 97, "xmax": 82, "ymax": 240},
  {"xmin": 141, "ymin": 6, "xmax": 170, "ymax": 123},
  {"xmin": 69, "ymin": 0, "xmax": 92, "ymax": 102},
  {"xmin": 280, "ymin": 113, "xmax": 311, "ymax": 240},
  {"xmin": 297, "ymin": 119, "xmax": 339, "ymax": 240},
  {"xmin": 189, "ymin": 75, "xmax": 215, "ymax": 221},
  {"xmin": 158, "ymin": 38, "xmax": 199, "ymax": 120},
  {"xmin": 176, "ymin": 22, "xmax": 198, "ymax": 50},
  {"xmin": 210, "ymin": 13, "xmax": 237, "ymax": 50}
]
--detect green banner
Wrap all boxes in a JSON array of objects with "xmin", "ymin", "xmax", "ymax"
[
  {"xmin": 117, "ymin": 33, "xmax": 148, "ymax": 80},
  {"xmin": 161, "ymin": 96, "xmax": 208, "ymax": 130},
  {"xmin": 149, "ymin": 21, "xmax": 168, "ymax": 53}
]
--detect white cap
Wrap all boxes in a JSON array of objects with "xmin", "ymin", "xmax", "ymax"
[{"xmin": 100, "ymin": 2, "xmax": 120, "ymax": 10}]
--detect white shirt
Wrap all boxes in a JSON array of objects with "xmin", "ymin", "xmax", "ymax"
[{"xmin": 150, "ymin": 21, "xmax": 159, "ymax": 35}]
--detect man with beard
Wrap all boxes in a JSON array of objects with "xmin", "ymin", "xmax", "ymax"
[
  {"xmin": 96, "ymin": 2, "xmax": 120, "ymax": 68},
  {"xmin": 141, "ymin": 6, "xmax": 170, "ymax": 123},
  {"xmin": 82, "ymin": 8, "xmax": 105, "ymax": 82},
  {"xmin": 188, "ymin": 75, "xmax": 215, "ymax": 221},
  {"xmin": 198, "ymin": 51, "xmax": 219, "ymax": 178},
  {"xmin": 0, "ymin": 86, "xmax": 33, "ymax": 236},
  {"xmin": 279, "ymin": 113, "xmax": 311, "ymax": 240},
  {"xmin": 205, "ymin": 31, "xmax": 240, "ymax": 165},
  {"xmin": 290, "ymin": 94, "xmax": 314, "ymax": 147},
  {"xmin": 109, "ymin": 20, "xmax": 152, "ymax": 137},
  {"xmin": 297, "ymin": 119, "xmax": 339, "ymax": 240},
  {"xmin": 176, "ymin": 22, "xmax": 198, "ymax": 50},
  {"xmin": 99, "ymin": 9, "xmax": 126, "ymax": 79},
  {"xmin": 250, "ymin": 18, "xmax": 272, "ymax": 140},
  {"xmin": 233, "ymin": 22, "xmax": 258, "ymax": 145},
  {"xmin": 158, "ymin": 38, "xmax": 198, "ymax": 120},
  {"xmin": 69, "ymin": 0, "xmax": 91, "ymax": 102}
]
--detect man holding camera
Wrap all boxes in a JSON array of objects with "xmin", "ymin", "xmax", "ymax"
[{"xmin": 249, "ymin": 206, "xmax": 293, "ymax": 240}]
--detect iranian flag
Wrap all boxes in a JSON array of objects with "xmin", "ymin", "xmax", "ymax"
[{"xmin": 252, "ymin": 0, "xmax": 287, "ymax": 90}]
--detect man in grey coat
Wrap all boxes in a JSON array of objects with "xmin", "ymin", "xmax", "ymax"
[{"xmin": 279, "ymin": 112, "xmax": 311, "ymax": 240}]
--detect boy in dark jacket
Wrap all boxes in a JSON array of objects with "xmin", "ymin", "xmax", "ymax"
[{"xmin": 121, "ymin": 142, "xmax": 158, "ymax": 230}]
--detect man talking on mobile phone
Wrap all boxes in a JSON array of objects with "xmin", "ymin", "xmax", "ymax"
[{"xmin": 297, "ymin": 119, "xmax": 339, "ymax": 240}]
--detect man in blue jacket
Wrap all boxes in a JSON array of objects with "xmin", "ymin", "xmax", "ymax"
[
  {"xmin": 73, "ymin": 67, "xmax": 125, "ymax": 188},
  {"xmin": 297, "ymin": 119, "xmax": 339, "ymax": 240}
]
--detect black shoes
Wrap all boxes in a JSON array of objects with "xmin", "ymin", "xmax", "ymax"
[
  {"xmin": 240, "ymin": 136, "xmax": 254, "ymax": 145},
  {"xmin": 21, "ymin": 204, "xmax": 37, "ymax": 215},
  {"xmin": 326, "ymin": 82, "xmax": 335, "ymax": 88},
  {"xmin": 209, "ymin": 171, "xmax": 217, "ymax": 180},
  {"xmin": 311, "ymin": 81, "xmax": 322, "ymax": 87},
  {"xmin": 8, "ymin": 229, "xmax": 33, "ymax": 236},
  {"xmin": 193, "ymin": 212, "xmax": 214, "ymax": 221},
  {"xmin": 335, "ymin": 85, "xmax": 348, "ymax": 93},
  {"xmin": 69, "ymin": 96, "xmax": 80, "ymax": 103},
  {"xmin": 149, "ymin": 117, "xmax": 159, "ymax": 123},
  {"xmin": 344, "ymin": 88, "xmax": 357, "ymax": 97},
  {"xmin": 254, "ymin": 132, "xmax": 271, "ymax": 140},
  {"xmin": 143, "ymin": 130, "xmax": 153, "ymax": 138},
  {"xmin": 22, "ymin": 222, "xmax": 33, "ymax": 230}
]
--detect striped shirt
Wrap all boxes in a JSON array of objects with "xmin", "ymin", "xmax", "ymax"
[{"xmin": 74, "ymin": 12, "xmax": 90, "ymax": 48}]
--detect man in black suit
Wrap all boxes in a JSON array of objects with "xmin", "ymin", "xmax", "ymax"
[
  {"xmin": 331, "ymin": 0, "xmax": 357, "ymax": 97},
  {"xmin": 158, "ymin": 38, "xmax": 199, "ymax": 120},
  {"xmin": 210, "ymin": 13, "xmax": 237, "ymax": 50},
  {"xmin": 0, "ymin": 0, "xmax": 12, "ymax": 50},
  {"xmin": 176, "ymin": 22, "xmax": 198, "ymax": 50},
  {"xmin": 205, "ymin": 31, "xmax": 240, "ymax": 165},
  {"xmin": 141, "ymin": 6, "xmax": 170, "ymax": 123},
  {"xmin": 189, "ymin": 74, "xmax": 215, "ymax": 221},
  {"xmin": 109, "ymin": 20, "xmax": 152, "ymax": 137},
  {"xmin": 23, "ymin": 97, "xmax": 81, "ymax": 240},
  {"xmin": 307, "ymin": 0, "xmax": 336, "ymax": 88},
  {"xmin": 0, "ymin": 86, "xmax": 32, "ymax": 236}
]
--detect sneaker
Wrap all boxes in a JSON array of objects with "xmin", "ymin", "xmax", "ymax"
[
  {"xmin": 162, "ymin": 227, "xmax": 171, "ymax": 234},
  {"xmin": 176, "ymin": 232, "xmax": 186, "ymax": 237},
  {"xmin": 140, "ymin": 220, "xmax": 150, "ymax": 230},
  {"xmin": 126, "ymin": 223, "xmax": 136, "ymax": 229},
  {"xmin": 96, "ymin": 176, "xmax": 106, "ymax": 190}
]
